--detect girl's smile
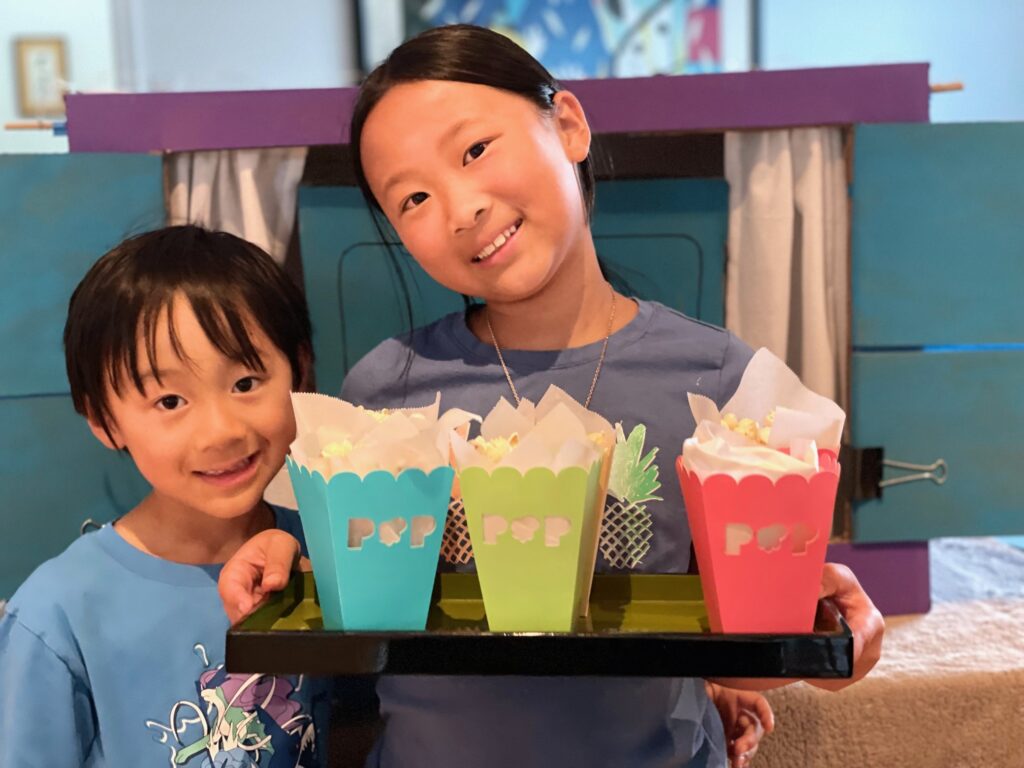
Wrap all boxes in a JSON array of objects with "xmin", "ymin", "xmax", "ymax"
[{"xmin": 472, "ymin": 218, "xmax": 522, "ymax": 265}]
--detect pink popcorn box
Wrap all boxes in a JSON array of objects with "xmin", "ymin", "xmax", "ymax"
[{"xmin": 675, "ymin": 451, "xmax": 840, "ymax": 633}]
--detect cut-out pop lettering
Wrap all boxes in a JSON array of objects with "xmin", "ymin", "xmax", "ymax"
[
  {"xmin": 379, "ymin": 518, "xmax": 408, "ymax": 547},
  {"xmin": 724, "ymin": 523, "xmax": 820, "ymax": 556},
  {"xmin": 348, "ymin": 518, "xmax": 375, "ymax": 549},
  {"xmin": 544, "ymin": 517, "xmax": 571, "ymax": 547},
  {"xmin": 725, "ymin": 524, "xmax": 753, "ymax": 556},
  {"xmin": 756, "ymin": 524, "xmax": 788, "ymax": 553},
  {"xmin": 483, "ymin": 516, "xmax": 509, "ymax": 544},
  {"xmin": 348, "ymin": 516, "xmax": 438, "ymax": 549},
  {"xmin": 789, "ymin": 523, "xmax": 818, "ymax": 555},
  {"xmin": 409, "ymin": 516, "xmax": 437, "ymax": 548},
  {"xmin": 480, "ymin": 515, "xmax": 574, "ymax": 546},
  {"xmin": 510, "ymin": 516, "xmax": 540, "ymax": 543}
]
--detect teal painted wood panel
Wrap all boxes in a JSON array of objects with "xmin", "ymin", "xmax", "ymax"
[
  {"xmin": 851, "ymin": 349, "xmax": 1024, "ymax": 541},
  {"xmin": 298, "ymin": 179, "xmax": 728, "ymax": 395},
  {"xmin": 592, "ymin": 179, "xmax": 727, "ymax": 326},
  {"xmin": 0, "ymin": 154, "xmax": 165, "ymax": 397},
  {"xmin": 0, "ymin": 396, "xmax": 150, "ymax": 598},
  {"xmin": 297, "ymin": 186, "xmax": 464, "ymax": 396},
  {"xmin": 851, "ymin": 123, "xmax": 1024, "ymax": 347}
]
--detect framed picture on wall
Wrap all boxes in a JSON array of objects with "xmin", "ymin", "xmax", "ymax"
[
  {"xmin": 401, "ymin": 0, "xmax": 724, "ymax": 78},
  {"xmin": 14, "ymin": 38, "xmax": 68, "ymax": 118},
  {"xmin": 356, "ymin": 0, "xmax": 748, "ymax": 79}
]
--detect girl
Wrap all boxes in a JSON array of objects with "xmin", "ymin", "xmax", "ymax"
[{"xmin": 221, "ymin": 24, "xmax": 883, "ymax": 768}]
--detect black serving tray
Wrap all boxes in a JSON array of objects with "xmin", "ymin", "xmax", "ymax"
[{"xmin": 227, "ymin": 571, "xmax": 853, "ymax": 679}]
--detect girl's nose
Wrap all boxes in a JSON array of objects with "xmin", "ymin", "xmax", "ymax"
[{"xmin": 449, "ymin": 188, "xmax": 491, "ymax": 234}]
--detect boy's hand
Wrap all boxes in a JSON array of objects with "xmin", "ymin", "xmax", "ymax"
[
  {"xmin": 706, "ymin": 682, "xmax": 774, "ymax": 767},
  {"xmin": 810, "ymin": 562, "xmax": 885, "ymax": 691},
  {"xmin": 218, "ymin": 529, "xmax": 302, "ymax": 623}
]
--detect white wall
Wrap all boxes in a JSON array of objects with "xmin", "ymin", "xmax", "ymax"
[
  {"xmin": 119, "ymin": 0, "xmax": 359, "ymax": 93},
  {"xmin": 761, "ymin": 0, "xmax": 1024, "ymax": 122},
  {"xmin": 721, "ymin": 0, "xmax": 752, "ymax": 72},
  {"xmin": 0, "ymin": 0, "xmax": 116, "ymax": 153}
]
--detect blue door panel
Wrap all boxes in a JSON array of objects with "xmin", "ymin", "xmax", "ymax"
[
  {"xmin": 0, "ymin": 153, "xmax": 162, "ymax": 597},
  {"xmin": 851, "ymin": 123, "xmax": 1024, "ymax": 348},
  {"xmin": 851, "ymin": 348, "xmax": 1024, "ymax": 541},
  {"xmin": 0, "ymin": 396, "xmax": 150, "ymax": 598},
  {"xmin": 592, "ymin": 179, "xmax": 727, "ymax": 325},
  {"xmin": 0, "ymin": 154, "xmax": 165, "ymax": 397}
]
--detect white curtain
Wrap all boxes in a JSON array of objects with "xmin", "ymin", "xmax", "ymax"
[
  {"xmin": 166, "ymin": 147, "xmax": 308, "ymax": 264},
  {"xmin": 724, "ymin": 128, "xmax": 849, "ymax": 410}
]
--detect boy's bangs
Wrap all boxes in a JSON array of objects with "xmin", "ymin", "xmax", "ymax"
[{"xmin": 112, "ymin": 288, "xmax": 267, "ymax": 397}]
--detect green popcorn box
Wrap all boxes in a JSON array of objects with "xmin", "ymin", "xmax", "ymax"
[
  {"xmin": 459, "ymin": 460, "xmax": 606, "ymax": 632},
  {"xmin": 451, "ymin": 387, "xmax": 616, "ymax": 632}
]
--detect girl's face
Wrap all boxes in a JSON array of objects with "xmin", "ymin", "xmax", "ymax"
[
  {"xmin": 360, "ymin": 80, "xmax": 592, "ymax": 303},
  {"xmin": 88, "ymin": 295, "xmax": 297, "ymax": 526}
]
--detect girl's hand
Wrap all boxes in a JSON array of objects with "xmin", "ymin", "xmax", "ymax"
[
  {"xmin": 706, "ymin": 682, "xmax": 775, "ymax": 767},
  {"xmin": 218, "ymin": 529, "xmax": 302, "ymax": 623},
  {"xmin": 810, "ymin": 562, "xmax": 885, "ymax": 691}
]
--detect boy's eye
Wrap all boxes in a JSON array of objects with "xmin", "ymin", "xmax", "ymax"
[
  {"xmin": 156, "ymin": 395, "xmax": 184, "ymax": 411},
  {"xmin": 463, "ymin": 141, "xmax": 489, "ymax": 164},
  {"xmin": 401, "ymin": 192, "xmax": 429, "ymax": 213},
  {"xmin": 233, "ymin": 376, "xmax": 259, "ymax": 393}
]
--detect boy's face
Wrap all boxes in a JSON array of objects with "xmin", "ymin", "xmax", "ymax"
[{"xmin": 88, "ymin": 295, "xmax": 296, "ymax": 524}]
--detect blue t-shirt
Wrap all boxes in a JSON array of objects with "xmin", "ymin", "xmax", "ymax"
[
  {"xmin": 341, "ymin": 300, "xmax": 754, "ymax": 768},
  {"xmin": 0, "ymin": 507, "xmax": 330, "ymax": 767}
]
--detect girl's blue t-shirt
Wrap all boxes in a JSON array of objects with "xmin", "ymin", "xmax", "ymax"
[
  {"xmin": 341, "ymin": 299, "xmax": 753, "ymax": 768},
  {"xmin": 0, "ymin": 507, "xmax": 331, "ymax": 767}
]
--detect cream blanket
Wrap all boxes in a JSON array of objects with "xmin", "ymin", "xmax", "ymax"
[{"xmin": 758, "ymin": 539, "xmax": 1024, "ymax": 767}]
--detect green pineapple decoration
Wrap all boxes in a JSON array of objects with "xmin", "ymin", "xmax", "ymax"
[{"xmin": 602, "ymin": 423, "xmax": 662, "ymax": 569}]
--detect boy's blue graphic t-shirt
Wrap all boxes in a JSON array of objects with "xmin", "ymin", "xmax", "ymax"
[
  {"xmin": 0, "ymin": 507, "xmax": 330, "ymax": 767},
  {"xmin": 341, "ymin": 299, "xmax": 754, "ymax": 768}
]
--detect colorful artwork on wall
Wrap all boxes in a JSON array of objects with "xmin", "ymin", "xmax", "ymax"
[{"xmin": 403, "ymin": 0, "xmax": 721, "ymax": 79}]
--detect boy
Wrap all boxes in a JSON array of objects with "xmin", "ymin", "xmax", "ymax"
[{"xmin": 0, "ymin": 225, "xmax": 329, "ymax": 766}]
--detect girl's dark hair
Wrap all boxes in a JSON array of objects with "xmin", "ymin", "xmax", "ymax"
[
  {"xmin": 351, "ymin": 23, "xmax": 596, "ymax": 220},
  {"xmin": 64, "ymin": 225, "xmax": 313, "ymax": 443}
]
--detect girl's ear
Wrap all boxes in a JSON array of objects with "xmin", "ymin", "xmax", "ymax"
[
  {"xmin": 85, "ymin": 408, "xmax": 123, "ymax": 452},
  {"xmin": 551, "ymin": 90, "xmax": 591, "ymax": 164}
]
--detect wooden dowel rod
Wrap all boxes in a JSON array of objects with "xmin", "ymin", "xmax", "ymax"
[{"xmin": 4, "ymin": 120, "xmax": 56, "ymax": 131}]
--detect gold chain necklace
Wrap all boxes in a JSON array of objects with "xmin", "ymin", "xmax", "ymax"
[{"xmin": 485, "ymin": 287, "xmax": 617, "ymax": 409}]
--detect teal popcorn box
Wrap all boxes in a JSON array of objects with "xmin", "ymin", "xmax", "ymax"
[
  {"xmin": 288, "ymin": 460, "xmax": 454, "ymax": 630},
  {"xmin": 282, "ymin": 393, "xmax": 472, "ymax": 631}
]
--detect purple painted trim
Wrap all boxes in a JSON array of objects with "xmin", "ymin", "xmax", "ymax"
[
  {"xmin": 568, "ymin": 63, "xmax": 930, "ymax": 134},
  {"xmin": 66, "ymin": 88, "xmax": 358, "ymax": 153},
  {"xmin": 67, "ymin": 63, "xmax": 930, "ymax": 153},
  {"xmin": 827, "ymin": 541, "xmax": 931, "ymax": 616}
]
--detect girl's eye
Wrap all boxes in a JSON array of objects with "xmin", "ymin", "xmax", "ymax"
[
  {"xmin": 463, "ymin": 141, "xmax": 489, "ymax": 164},
  {"xmin": 156, "ymin": 395, "xmax": 184, "ymax": 411},
  {"xmin": 401, "ymin": 192, "xmax": 429, "ymax": 212},
  {"xmin": 233, "ymin": 376, "xmax": 260, "ymax": 393}
]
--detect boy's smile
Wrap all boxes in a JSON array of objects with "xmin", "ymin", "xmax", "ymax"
[
  {"xmin": 87, "ymin": 294, "xmax": 297, "ymax": 561},
  {"xmin": 194, "ymin": 452, "xmax": 262, "ymax": 487}
]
